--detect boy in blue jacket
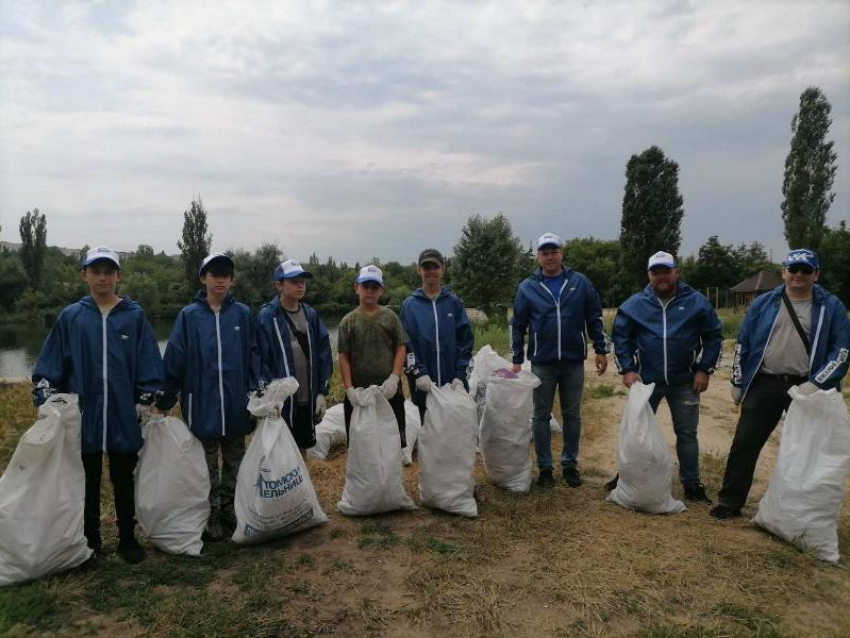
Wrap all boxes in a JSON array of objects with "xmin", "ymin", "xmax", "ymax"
[
  {"xmin": 32, "ymin": 246, "xmax": 164, "ymax": 563},
  {"xmin": 255, "ymin": 259, "xmax": 333, "ymax": 453},
  {"xmin": 401, "ymin": 248, "xmax": 474, "ymax": 422},
  {"xmin": 611, "ymin": 251, "xmax": 722, "ymax": 503},
  {"xmin": 511, "ymin": 233, "xmax": 608, "ymax": 488},
  {"xmin": 156, "ymin": 253, "xmax": 261, "ymax": 540},
  {"xmin": 711, "ymin": 249, "xmax": 850, "ymax": 519}
]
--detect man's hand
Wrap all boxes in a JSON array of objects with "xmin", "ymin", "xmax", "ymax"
[
  {"xmin": 380, "ymin": 373, "xmax": 400, "ymax": 400},
  {"xmin": 595, "ymin": 354, "xmax": 608, "ymax": 376},
  {"xmin": 692, "ymin": 371, "xmax": 710, "ymax": 394},
  {"xmin": 730, "ymin": 386, "xmax": 742, "ymax": 405},
  {"xmin": 623, "ymin": 372, "xmax": 641, "ymax": 388},
  {"xmin": 510, "ymin": 364, "xmax": 522, "ymax": 374},
  {"xmin": 451, "ymin": 378, "xmax": 466, "ymax": 392},
  {"xmin": 798, "ymin": 381, "xmax": 818, "ymax": 396},
  {"xmin": 315, "ymin": 394, "xmax": 327, "ymax": 419},
  {"xmin": 415, "ymin": 375, "xmax": 432, "ymax": 393},
  {"xmin": 150, "ymin": 407, "xmax": 168, "ymax": 417}
]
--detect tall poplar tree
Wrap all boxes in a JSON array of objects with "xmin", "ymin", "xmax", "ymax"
[
  {"xmin": 618, "ymin": 146, "xmax": 684, "ymax": 290},
  {"xmin": 781, "ymin": 87, "xmax": 837, "ymax": 250},
  {"xmin": 18, "ymin": 208, "xmax": 47, "ymax": 288},
  {"xmin": 177, "ymin": 197, "xmax": 213, "ymax": 294}
]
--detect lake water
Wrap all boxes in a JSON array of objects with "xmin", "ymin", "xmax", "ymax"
[{"xmin": 0, "ymin": 318, "xmax": 339, "ymax": 381}]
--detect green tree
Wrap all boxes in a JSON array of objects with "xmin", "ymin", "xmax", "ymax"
[
  {"xmin": 781, "ymin": 87, "xmax": 837, "ymax": 250},
  {"xmin": 818, "ymin": 221, "xmax": 850, "ymax": 305},
  {"xmin": 687, "ymin": 236, "xmax": 740, "ymax": 291},
  {"xmin": 619, "ymin": 146, "xmax": 685, "ymax": 290},
  {"xmin": 562, "ymin": 237, "xmax": 625, "ymax": 307},
  {"xmin": 177, "ymin": 197, "xmax": 212, "ymax": 294},
  {"xmin": 731, "ymin": 241, "xmax": 774, "ymax": 278},
  {"xmin": 451, "ymin": 213, "xmax": 524, "ymax": 319},
  {"xmin": 18, "ymin": 208, "xmax": 48, "ymax": 287}
]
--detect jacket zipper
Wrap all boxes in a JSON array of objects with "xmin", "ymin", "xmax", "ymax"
[
  {"xmin": 533, "ymin": 332, "xmax": 538, "ymax": 356},
  {"xmin": 188, "ymin": 393, "xmax": 193, "ymax": 428},
  {"xmin": 215, "ymin": 311, "xmax": 226, "ymax": 436},
  {"xmin": 537, "ymin": 279, "xmax": 568, "ymax": 361},
  {"xmin": 102, "ymin": 313, "xmax": 108, "ymax": 452},
  {"xmin": 432, "ymin": 299, "xmax": 441, "ymax": 385},
  {"xmin": 809, "ymin": 305, "xmax": 825, "ymax": 371}
]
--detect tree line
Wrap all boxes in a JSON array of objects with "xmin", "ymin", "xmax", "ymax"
[{"xmin": 1, "ymin": 85, "xmax": 846, "ymax": 328}]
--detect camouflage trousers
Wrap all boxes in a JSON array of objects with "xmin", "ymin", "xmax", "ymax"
[{"xmin": 202, "ymin": 434, "xmax": 246, "ymax": 522}]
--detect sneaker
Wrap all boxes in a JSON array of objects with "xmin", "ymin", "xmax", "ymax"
[
  {"xmin": 562, "ymin": 467, "xmax": 582, "ymax": 488},
  {"xmin": 684, "ymin": 483, "xmax": 713, "ymax": 505},
  {"xmin": 605, "ymin": 474, "xmax": 619, "ymax": 492},
  {"xmin": 117, "ymin": 536, "xmax": 146, "ymax": 564},
  {"xmin": 202, "ymin": 518, "xmax": 226, "ymax": 542},
  {"xmin": 709, "ymin": 504, "xmax": 742, "ymax": 520},
  {"xmin": 537, "ymin": 469, "xmax": 555, "ymax": 488}
]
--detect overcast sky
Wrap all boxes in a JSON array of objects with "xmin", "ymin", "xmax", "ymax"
[{"xmin": 1, "ymin": 1, "xmax": 848, "ymax": 266}]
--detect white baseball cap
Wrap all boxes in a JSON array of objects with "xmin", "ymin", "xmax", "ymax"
[
  {"xmin": 647, "ymin": 251, "xmax": 677, "ymax": 270},
  {"xmin": 199, "ymin": 253, "xmax": 234, "ymax": 276},
  {"xmin": 537, "ymin": 233, "xmax": 562, "ymax": 250},
  {"xmin": 356, "ymin": 264, "xmax": 384, "ymax": 286},
  {"xmin": 82, "ymin": 245, "xmax": 120, "ymax": 269},
  {"xmin": 274, "ymin": 259, "xmax": 314, "ymax": 281}
]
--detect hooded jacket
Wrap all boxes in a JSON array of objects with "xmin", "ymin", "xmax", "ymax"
[
  {"xmin": 731, "ymin": 284, "xmax": 850, "ymax": 401},
  {"xmin": 612, "ymin": 282, "xmax": 722, "ymax": 385},
  {"xmin": 32, "ymin": 295, "xmax": 164, "ymax": 455},
  {"xmin": 400, "ymin": 286, "xmax": 474, "ymax": 387},
  {"xmin": 255, "ymin": 298, "xmax": 332, "ymax": 426},
  {"xmin": 511, "ymin": 267, "xmax": 607, "ymax": 365},
  {"xmin": 159, "ymin": 291, "xmax": 261, "ymax": 443}
]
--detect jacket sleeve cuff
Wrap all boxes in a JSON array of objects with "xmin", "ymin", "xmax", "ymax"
[{"xmin": 154, "ymin": 391, "xmax": 178, "ymax": 411}]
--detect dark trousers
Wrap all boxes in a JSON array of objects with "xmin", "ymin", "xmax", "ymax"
[
  {"xmin": 717, "ymin": 374, "xmax": 805, "ymax": 510},
  {"xmin": 81, "ymin": 451, "xmax": 139, "ymax": 542},
  {"xmin": 344, "ymin": 389, "xmax": 407, "ymax": 448}
]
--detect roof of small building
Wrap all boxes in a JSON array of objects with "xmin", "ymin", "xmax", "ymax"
[{"xmin": 730, "ymin": 270, "xmax": 782, "ymax": 293}]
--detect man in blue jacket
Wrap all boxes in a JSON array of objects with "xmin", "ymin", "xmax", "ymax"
[
  {"xmin": 255, "ymin": 259, "xmax": 333, "ymax": 453},
  {"xmin": 33, "ymin": 245, "xmax": 164, "ymax": 563},
  {"xmin": 611, "ymin": 251, "xmax": 722, "ymax": 503},
  {"xmin": 401, "ymin": 248, "xmax": 475, "ymax": 422},
  {"xmin": 711, "ymin": 249, "xmax": 850, "ymax": 519},
  {"xmin": 156, "ymin": 253, "xmax": 261, "ymax": 540},
  {"xmin": 511, "ymin": 233, "xmax": 608, "ymax": 488}
]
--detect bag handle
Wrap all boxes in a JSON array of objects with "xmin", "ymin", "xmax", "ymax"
[{"xmin": 781, "ymin": 290, "xmax": 811, "ymax": 356}]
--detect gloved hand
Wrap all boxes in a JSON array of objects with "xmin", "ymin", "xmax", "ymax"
[
  {"xmin": 730, "ymin": 386, "xmax": 742, "ymax": 405},
  {"xmin": 345, "ymin": 387, "xmax": 358, "ymax": 405},
  {"xmin": 415, "ymin": 375, "xmax": 432, "ymax": 393},
  {"xmin": 451, "ymin": 378, "xmax": 466, "ymax": 392},
  {"xmin": 798, "ymin": 381, "xmax": 818, "ymax": 396},
  {"xmin": 315, "ymin": 394, "xmax": 327, "ymax": 419},
  {"xmin": 380, "ymin": 373, "xmax": 400, "ymax": 400}
]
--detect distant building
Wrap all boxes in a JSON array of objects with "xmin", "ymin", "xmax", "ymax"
[{"xmin": 730, "ymin": 270, "xmax": 783, "ymax": 310}]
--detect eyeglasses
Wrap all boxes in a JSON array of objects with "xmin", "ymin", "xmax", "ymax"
[{"xmin": 787, "ymin": 265, "xmax": 814, "ymax": 275}]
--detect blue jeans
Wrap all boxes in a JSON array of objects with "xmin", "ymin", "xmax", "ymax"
[
  {"xmin": 648, "ymin": 380, "xmax": 701, "ymax": 487},
  {"xmin": 531, "ymin": 360, "xmax": 584, "ymax": 470}
]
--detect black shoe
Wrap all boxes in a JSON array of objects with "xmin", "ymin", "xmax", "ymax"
[
  {"xmin": 709, "ymin": 504, "xmax": 742, "ymax": 520},
  {"xmin": 85, "ymin": 533, "xmax": 103, "ymax": 555},
  {"xmin": 562, "ymin": 467, "xmax": 582, "ymax": 488},
  {"xmin": 605, "ymin": 474, "xmax": 619, "ymax": 492},
  {"xmin": 117, "ymin": 536, "xmax": 146, "ymax": 564},
  {"xmin": 220, "ymin": 510, "xmax": 237, "ymax": 536},
  {"xmin": 684, "ymin": 483, "xmax": 713, "ymax": 505},
  {"xmin": 202, "ymin": 518, "xmax": 226, "ymax": 542},
  {"xmin": 537, "ymin": 469, "xmax": 555, "ymax": 488}
]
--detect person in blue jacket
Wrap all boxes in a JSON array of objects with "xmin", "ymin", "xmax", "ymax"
[
  {"xmin": 32, "ymin": 245, "xmax": 163, "ymax": 564},
  {"xmin": 255, "ymin": 259, "xmax": 332, "ymax": 453},
  {"xmin": 155, "ymin": 253, "xmax": 261, "ymax": 540},
  {"xmin": 611, "ymin": 251, "xmax": 721, "ymax": 504},
  {"xmin": 401, "ymin": 248, "xmax": 474, "ymax": 423},
  {"xmin": 711, "ymin": 248, "xmax": 850, "ymax": 520},
  {"xmin": 511, "ymin": 232, "xmax": 608, "ymax": 489}
]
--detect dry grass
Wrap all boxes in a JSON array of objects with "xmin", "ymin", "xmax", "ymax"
[{"xmin": 2, "ymin": 370, "xmax": 850, "ymax": 637}]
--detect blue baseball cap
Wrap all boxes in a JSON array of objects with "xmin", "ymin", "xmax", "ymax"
[
  {"xmin": 274, "ymin": 259, "xmax": 314, "ymax": 281},
  {"xmin": 783, "ymin": 248, "xmax": 819, "ymax": 270}
]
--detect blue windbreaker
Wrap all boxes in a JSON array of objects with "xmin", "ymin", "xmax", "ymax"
[
  {"xmin": 32, "ymin": 295, "xmax": 164, "ymax": 455},
  {"xmin": 160, "ymin": 291, "xmax": 261, "ymax": 443},
  {"xmin": 511, "ymin": 267, "xmax": 607, "ymax": 365},
  {"xmin": 400, "ymin": 286, "xmax": 474, "ymax": 388},
  {"xmin": 731, "ymin": 284, "xmax": 850, "ymax": 400},
  {"xmin": 612, "ymin": 282, "xmax": 722, "ymax": 385},
  {"xmin": 255, "ymin": 298, "xmax": 332, "ymax": 426}
]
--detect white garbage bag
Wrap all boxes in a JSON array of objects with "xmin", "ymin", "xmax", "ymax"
[
  {"xmin": 608, "ymin": 383, "xmax": 686, "ymax": 514},
  {"xmin": 468, "ymin": 345, "xmax": 512, "ymax": 411},
  {"xmin": 402, "ymin": 400, "xmax": 421, "ymax": 466},
  {"xmin": 135, "ymin": 415, "xmax": 210, "ymax": 556},
  {"xmin": 233, "ymin": 378, "xmax": 328, "ymax": 544},
  {"xmin": 419, "ymin": 385, "xmax": 479, "ymax": 517},
  {"xmin": 337, "ymin": 386, "xmax": 416, "ymax": 516},
  {"xmin": 753, "ymin": 387, "xmax": 850, "ymax": 563},
  {"xmin": 307, "ymin": 404, "xmax": 347, "ymax": 460},
  {"xmin": 480, "ymin": 371, "xmax": 541, "ymax": 492},
  {"xmin": 0, "ymin": 394, "xmax": 91, "ymax": 586}
]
